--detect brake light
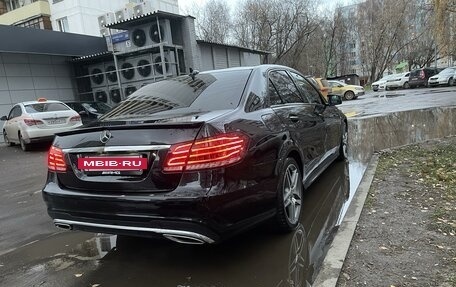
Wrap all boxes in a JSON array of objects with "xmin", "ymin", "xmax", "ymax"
[
  {"xmin": 163, "ymin": 133, "xmax": 248, "ymax": 172},
  {"xmin": 420, "ymin": 70, "xmax": 425, "ymax": 79},
  {"xmin": 23, "ymin": 118, "xmax": 44, "ymax": 126},
  {"xmin": 69, "ymin": 115, "xmax": 81, "ymax": 123},
  {"xmin": 48, "ymin": 146, "xmax": 66, "ymax": 172}
]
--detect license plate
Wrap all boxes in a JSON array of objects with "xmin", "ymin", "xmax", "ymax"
[
  {"xmin": 47, "ymin": 119, "xmax": 65, "ymax": 125},
  {"xmin": 411, "ymin": 78, "xmax": 418, "ymax": 81},
  {"xmin": 78, "ymin": 156, "xmax": 148, "ymax": 171}
]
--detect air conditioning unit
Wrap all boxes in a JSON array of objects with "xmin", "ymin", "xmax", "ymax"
[
  {"xmin": 89, "ymin": 65, "xmax": 106, "ymax": 88},
  {"xmin": 133, "ymin": 1, "xmax": 152, "ymax": 17},
  {"xmin": 94, "ymin": 90, "xmax": 109, "ymax": 103},
  {"xmin": 100, "ymin": 28, "xmax": 109, "ymax": 37},
  {"xmin": 129, "ymin": 19, "xmax": 173, "ymax": 49},
  {"xmin": 125, "ymin": 85, "xmax": 138, "ymax": 97},
  {"xmin": 119, "ymin": 60, "xmax": 136, "ymax": 83},
  {"xmin": 150, "ymin": 19, "xmax": 172, "ymax": 44},
  {"xmin": 152, "ymin": 51, "xmax": 177, "ymax": 77},
  {"xmin": 136, "ymin": 56, "xmax": 153, "ymax": 78},
  {"xmin": 109, "ymin": 88, "xmax": 122, "ymax": 104},
  {"xmin": 98, "ymin": 12, "xmax": 115, "ymax": 28},
  {"xmin": 115, "ymin": 7, "xmax": 133, "ymax": 23},
  {"xmin": 105, "ymin": 65, "xmax": 118, "ymax": 83}
]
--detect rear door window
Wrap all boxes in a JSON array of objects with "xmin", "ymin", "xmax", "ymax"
[
  {"xmin": 290, "ymin": 72, "xmax": 323, "ymax": 105},
  {"xmin": 269, "ymin": 71, "xmax": 307, "ymax": 104}
]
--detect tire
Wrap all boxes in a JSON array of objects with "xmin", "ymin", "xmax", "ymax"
[
  {"xmin": 448, "ymin": 78, "xmax": 454, "ymax": 86},
  {"xmin": 403, "ymin": 82, "xmax": 410, "ymax": 89},
  {"xmin": 344, "ymin": 91, "xmax": 355, "ymax": 100},
  {"xmin": 274, "ymin": 158, "xmax": 303, "ymax": 232},
  {"xmin": 19, "ymin": 132, "xmax": 30, "ymax": 151},
  {"xmin": 3, "ymin": 130, "xmax": 14, "ymax": 146},
  {"xmin": 337, "ymin": 126, "xmax": 348, "ymax": 161}
]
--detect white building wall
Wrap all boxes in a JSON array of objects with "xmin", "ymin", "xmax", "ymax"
[{"xmin": 50, "ymin": 0, "xmax": 179, "ymax": 37}]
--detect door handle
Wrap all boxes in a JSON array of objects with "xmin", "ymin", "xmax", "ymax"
[{"xmin": 288, "ymin": 115, "xmax": 299, "ymax": 122}]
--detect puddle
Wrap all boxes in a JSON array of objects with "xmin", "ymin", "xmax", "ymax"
[{"xmin": 0, "ymin": 160, "xmax": 360, "ymax": 287}]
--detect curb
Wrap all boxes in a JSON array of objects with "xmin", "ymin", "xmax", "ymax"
[{"xmin": 313, "ymin": 155, "xmax": 380, "ymax": 287}]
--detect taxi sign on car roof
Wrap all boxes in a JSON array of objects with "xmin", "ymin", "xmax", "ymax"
[{"xmin": 37, "ymin": 98, "xmax": 47, "ymax": 102}]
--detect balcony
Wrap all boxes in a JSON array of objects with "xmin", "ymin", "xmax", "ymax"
[{"xmin": 0, "ymin": 0, "xmax": 50, "ymax": 25}]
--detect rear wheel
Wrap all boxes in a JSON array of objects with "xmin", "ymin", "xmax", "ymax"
[
  {"xmin": 3, "ymin": 130, "xmax": 14, "ymax": 146},
  {"xmin": 403, "ymin": 82, "xmax": 410, "ymax": 89},
  {"xmin": 274, "ymin": 158, "xmax": 303, "ymax": 232},
  {"xmin": 19, "ymin": 132, "xmax": 30, "ymax": 151},
  {"xmin": 344, "ymin": 91, "xmax": 355, "ymax": 100}
]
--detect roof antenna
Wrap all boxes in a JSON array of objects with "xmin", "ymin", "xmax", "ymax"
[{"xmin": 189, "ymin": 68, "xmax": 199, "ymax": 81}]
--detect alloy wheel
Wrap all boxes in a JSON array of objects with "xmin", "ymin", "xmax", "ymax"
[
  {"xmin": 283, "ymin": 164, "xmax": 302, "ymax": 225},
  {"xmin": 344, "ymin": 91, "xmax": 355, "ymax": 100}
]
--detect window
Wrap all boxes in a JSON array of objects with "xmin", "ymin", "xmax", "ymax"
[
  {"xmin": 268, "ymin": 80, "xmax": 283, "ymax": 105},
  {"xmin": 57, "ymin": 17, "xmax": 69, "ymax": 32},
  {"xmin": 351, "ymin": 52, "xmax": 356, "ymax": 57},
  {"xmin": 9, "ymin": 106, "xmax": 22, "ymax": 119},
  {"xmin": 25, "ymin": 103, "xmax": 70, "ymax": 113},
  {"xmin": 102, "ymin": 70, "xmax": 252, "ymax": 120},
  {"xmin": 269, "ymin": 71, "xmax": 305, "ymax": 104},
  {"xmin": 289, "ymin": 72, "xmax": 322, "ymax": 105}
]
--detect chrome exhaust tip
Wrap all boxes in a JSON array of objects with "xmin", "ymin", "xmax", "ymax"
[
  {"xmin": 54, "ymin": 221, "xmax": 73, "ymax": 230},
  {"xmin": 163, "ymin": 234, "xmax": 206, "ymax": 245}
]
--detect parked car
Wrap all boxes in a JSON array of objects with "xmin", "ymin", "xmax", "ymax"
[
  {"xmin": 42, "ymin": 65, "xmax": 347, "ymax": 244},
  {"xmin": 1, "ymin": 99, "xmax": 82, "ymax": 151},
  {"xmin": 428, "ymin": 67, "xmax": 456, "ymax": 87},
  {"xmin": 65, "ymin": 101, "xmax": 113, "ymax": 124},
  {"xmin": 371, "ymin": 74, "xmax": 396, "ymax": 91},
  {"xmin": 328, "ymin": 80, "xmax": 365, "ymax": 100},
  {"xmin": 385, "ymin": 72, "xmax": 411, "ymax": 89},
  {"xmin": 306, "ymin": 77, "xmax": 332, "ymax": 101},
  {"xmin": 408, "ymin": 67, "xmax": 439, "ymax": 88}
]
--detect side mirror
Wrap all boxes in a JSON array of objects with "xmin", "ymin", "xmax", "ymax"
[
  {"xmin": 78, "ymin": 111, "xmax": 88, "ymax": 116},
  {"xmin": 338, "ymin": 84, "xmax": 343, "ymax": 88},
  {"xmin": 1, "ymin": 115, "xmax": 7, "ymax": 121},
  {"xmin": 328, "ymin": 95, "xmax": 342, "ymax": 106}
]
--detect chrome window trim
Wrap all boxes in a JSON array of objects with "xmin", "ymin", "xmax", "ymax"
[{"xmin": 62, "ymin": 145, "xmax": 171, "ymax": 153}]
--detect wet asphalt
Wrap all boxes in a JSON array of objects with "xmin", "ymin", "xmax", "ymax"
[{"xmin": 0, "ymin": 143, "xmax": 355, "ymax": 287}]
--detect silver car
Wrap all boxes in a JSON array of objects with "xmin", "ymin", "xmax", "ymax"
[
  {"xmin": 1, "ymin": 99, "xmax": 82, "ymax": 151},
  {"xmin": 428, "ymin": 67, "xmax": 456, "ymax": 87}
]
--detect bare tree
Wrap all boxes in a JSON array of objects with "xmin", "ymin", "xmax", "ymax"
[
  {"xmin": 192, "ymin": 0, "xmax": 232, "ymax": 43},
  {"xmin": 232, "ymin": 0, "xmax": 318, "ymax": 71}
]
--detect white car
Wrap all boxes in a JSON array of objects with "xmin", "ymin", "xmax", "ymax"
[
  {"xmin": 385, "ymin": 72, "xmax": 411, "ymax": 89},
  {"xmin": 1, "ymin": 99, "xmax": 82, "ymax": 151},
  {"xmin": 371, "ymin": 74, "xmax": 396, "ymax": 91},
  {"xmin": 428, "ymin": 67, "xmax": 456, "ymax": 87}
]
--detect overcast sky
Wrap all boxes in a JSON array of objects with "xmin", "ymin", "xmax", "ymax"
[{"xmin": 179, "ymin": 0, "xmax": 356, "ymax": 15}]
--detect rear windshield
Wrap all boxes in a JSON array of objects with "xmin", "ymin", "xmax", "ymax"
[
  {"xmin": 25, "ymin": 103, "xmax": 69, "ymax": 113},
  {"xmin": 101, "ymin": 70, "xmax": 252, "ymax": 120},
  {"xmin": 410, "ymin": 70, "xmax": 421, "ymax": 77}
]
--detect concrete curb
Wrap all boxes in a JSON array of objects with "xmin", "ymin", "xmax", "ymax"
[{"xmin": 313, "ymin": 155, "xmax": 380, "ymax": 287}]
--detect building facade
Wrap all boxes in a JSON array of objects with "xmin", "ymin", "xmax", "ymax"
[
  {"xmin": 50, "ymin": 0, "xmax": 179, "ymax": 36},
  {"xmin": 0, "ymin": 0, "xmax": 52, "ymax": 29}
]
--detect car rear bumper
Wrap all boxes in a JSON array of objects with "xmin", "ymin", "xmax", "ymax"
[
  {"xmin": 42, "ymin": 171, "xmax": 277, "ymax": 244},
  {"xmin": 23, "ymin": 124, "xmax": 82, "ymax": 143}
]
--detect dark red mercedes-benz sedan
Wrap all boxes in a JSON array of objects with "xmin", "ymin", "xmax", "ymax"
[{"xmin": 42, "ymin": 65, "xmax": 347, "ymax": 244}]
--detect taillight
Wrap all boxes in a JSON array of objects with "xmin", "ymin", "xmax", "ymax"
[
  {"xmin": 163, "ymin": 133, "xmax": 248, "ymax": 172},
  {"xmin": 48, "ymin": 146, "xmax": 66, "ymax": 172},
  {"xmin": 23, "ymin": 118, "xmax": 44, "ymax": 126},
  {"xmin": 420, "ymin": 70, "xmax": 425, "ymax": 79},
  {"xmin": 69, "ymin": 115, "xmax": 81, "ymax": 123}
]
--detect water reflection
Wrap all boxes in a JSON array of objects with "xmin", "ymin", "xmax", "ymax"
[{"xmin": 73, "ymin": 161, "xmax": 350, "ymax": 287}]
